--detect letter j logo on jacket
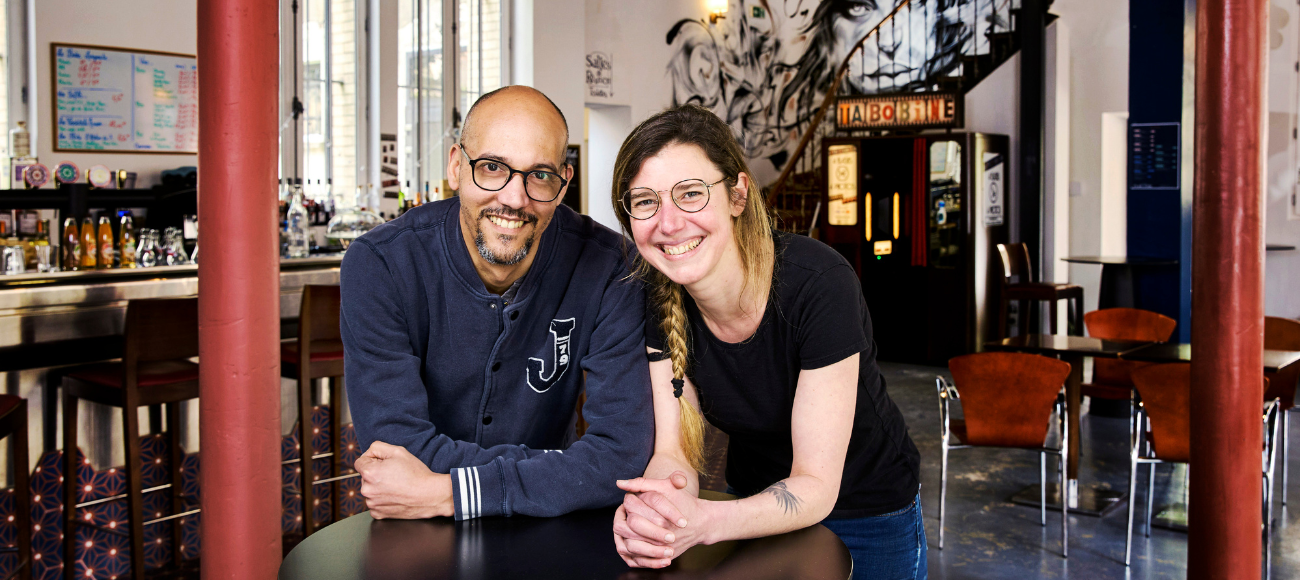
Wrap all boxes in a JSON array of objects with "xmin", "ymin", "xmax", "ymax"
[{"xmin": 527, "ymin": 318, "xmax": 576, "ymax": 393}]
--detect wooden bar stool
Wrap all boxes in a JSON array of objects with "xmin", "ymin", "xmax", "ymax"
[
  {"xmin": 997, "ymin": 243, "xmax": 1083, "ymax": 337},
  {"xmin": 0, "ymin": 396, "xmax": 31, "ymax": 580},
  {"xmin": 61, "ymin": 297, "xmax": 198, "ymax": 580},
  {"xmin": 1082, "ymin": 308, "xmax": 1176, "ymax": 415},
  {"xmin": 1264, "ymin": 316, "xmax": 1300, "ymax": 506},
  {"xmin": 937, "ymin": 352, "xmax": 1072, "ymax": 557},
  {"xmin": 281, "ymin": 285, "xmax": 345, "ymax": 537}
]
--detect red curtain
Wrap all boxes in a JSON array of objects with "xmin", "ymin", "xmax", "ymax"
[{"xmin": 911, "ymin": 138, "xmax": 928, "ymax": 267}]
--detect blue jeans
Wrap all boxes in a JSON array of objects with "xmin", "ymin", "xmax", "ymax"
[{"xmin": 821, "ymin": 495, "xmax": 928, "ymax": 580}]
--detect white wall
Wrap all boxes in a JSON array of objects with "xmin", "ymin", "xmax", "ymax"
[
  {"xmin": 31, "ymin": 0, "xmax": 197, "ymax": 188},
  {"xmin": 585, "ymin": 104, "xmax": 631, "ymax": 231},
  {"xmin": 1265, "ymin": 0, "xmax": 1300, "ymax": 318},
  {"xmin": 524, "ymin": 0, "xmax": 586, "ymax": 146},
  {"xmin": 1053, "ymin": 0, "xmax": 1130, "ymax": 315}
]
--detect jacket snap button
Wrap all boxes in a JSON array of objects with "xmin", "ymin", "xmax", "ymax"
[
  {"xmin": 492, "ymin": 362, "xmax": 501, "ymax": 372},
  {"xmin": 510, "ymin": 310, "xmax": 519, "ymax": 320},
  {"xmin": 482, "ymin": 416, "xmax": 493, "ymax": 425}
]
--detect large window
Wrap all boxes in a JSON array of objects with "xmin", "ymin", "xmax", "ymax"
[
  {"xmin": 285, "ymin": 0, "xmax": 507, "ymax": 208},
  {"xmin": 398, "ymin": 0, "xmax": 506, "ymax": 203},
  {"xmin": 283, "ymin": 0, "xmax": 364, "ymax": 207}
]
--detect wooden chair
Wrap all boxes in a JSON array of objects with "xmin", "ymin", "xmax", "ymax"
[
  {"xmin": 1082, "ymin": 308, "xmax": 1177, "ymax": 402},
  {"xmin": 61, "ymin": 297, "xmax": 197, "ymax": 580},
  {"xmin": 0, "ymin": 396, "xmax": 31, "ymax": 580},
  {"xmin": 1126, "ymin": 364, "xmax": 1280, "ymax": 567},
  {"xmin": 938, "ymin": 352, "xmax": 1072, "ymax": 557},
  {"xmin": 281, "ymin": 285, "xmax": 345, "ymax": 537},
  {"xmin": 997, "ymin": 243, "xmax": 1083, "ymax": 337},
  {"xmin": 1264, "ymin": 316, "xmax": 1300, "ymax": 506}
]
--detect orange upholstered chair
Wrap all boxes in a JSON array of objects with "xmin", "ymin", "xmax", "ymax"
[
  {"xmin": 938, "ymin": 352, "xmax": 1072, "ymax": 557},
  {"xmin": 1126, "ymin": 364, "xmax": 1280, "ymax": 567},
  {"xmin": 1264, "ymin": 316, "xmax": 1300, "ymax": 506},
  {"xmin": 1082, "ymin": 308, "xmax": 1177, "ymax": 403}
]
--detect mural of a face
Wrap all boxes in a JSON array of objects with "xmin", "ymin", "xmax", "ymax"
[{"xmin": 667, "ymin": 0, "xmax": 1010, "ymax": 182}]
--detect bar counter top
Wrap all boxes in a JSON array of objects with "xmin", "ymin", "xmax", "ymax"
[{"xmin": 0, "ymin": 254, "xmax": 345, "ymax": 349}]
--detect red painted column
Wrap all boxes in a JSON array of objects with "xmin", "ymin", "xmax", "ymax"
[
  {"xmin": 196, "ymin": 0, "xmax": 283, "ymax": 577},
  {"xmin": 1189, "ymin": 0, "xmax": 1266, "ymax": 577}
]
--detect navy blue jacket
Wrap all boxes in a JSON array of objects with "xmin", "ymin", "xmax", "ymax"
[{"xmin": 340, "ymin": 198, "xmax": 654, "ymax": 520}]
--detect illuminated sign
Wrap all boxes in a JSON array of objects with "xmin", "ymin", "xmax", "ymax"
[
  {"xmin": 826, "ymin": 144, "xmax": 858, "ymax": 226},
  {"xmin": 835, "ymin": 93, "xmax": 961, "ymax": 130},
  {"xmin": 874, "ymin": 241, "xmax": 893, "ymax": 255}
]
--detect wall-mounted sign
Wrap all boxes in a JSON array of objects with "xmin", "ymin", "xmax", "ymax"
[
  {"xmin": 586, "ymin": 52, "xmax": 613, "ymax": 98},
  {"xmin": 836, "ymin": 93, "xmax": 960, "ymax": 130},
  {"xmin": 826, "ymin": 144, "xmax": 857, "ymax": 226},
  {"xmin": 874, "ymin": 240, "xmax": 893, "ymax": 255},
  {"xmin": 1129, "ymin": 122, "xmax": 1179, "ymax": 190},
  {"xmin": 982, "ymin": 152, "xmax": 1004, "ymax": 226}
]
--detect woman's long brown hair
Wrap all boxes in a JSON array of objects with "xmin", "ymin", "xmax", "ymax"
[{"xmin": 611, "ymin": 104, "xmax": 775, "ymax": 473}]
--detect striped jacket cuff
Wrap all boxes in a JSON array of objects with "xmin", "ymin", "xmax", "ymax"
[{"xmin": 451, "ymin": 464, "xmax": 505, "ymax": 520}]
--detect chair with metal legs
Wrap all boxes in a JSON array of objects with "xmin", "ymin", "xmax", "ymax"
[
  {"xmin": 1264, "ymin": 316, "xmax": 1300, "ymax": 507},
  {"xmin": 1125, "ymin": 363, "xmax": 1279, "ymax": 567},
  {"xmin": 937, "ymin": 352, "xmax": 1072, "ymax": 557}
]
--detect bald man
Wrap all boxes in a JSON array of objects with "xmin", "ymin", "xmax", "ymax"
[{"xmin": 341, "ymin": 86, "xmax": 653, "ymax": 520}]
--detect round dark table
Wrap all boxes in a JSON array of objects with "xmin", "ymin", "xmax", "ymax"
[
  {"xmin": 279, "ymin": 495, "xmax": 852, "ymax": 580},
  {"xmin": 1060, "ymin": 255, "xmax": 1177, "ymax": 310}
]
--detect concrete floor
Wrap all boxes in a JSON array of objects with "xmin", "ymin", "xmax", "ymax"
[{"xmin": 880, "ymin": 361, "xmax": 1300, "ymax": 579}]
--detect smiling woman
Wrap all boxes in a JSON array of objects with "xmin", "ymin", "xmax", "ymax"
[{"xmin": 609, "ymin": 105, "xmax": 925, "ymax": 580}]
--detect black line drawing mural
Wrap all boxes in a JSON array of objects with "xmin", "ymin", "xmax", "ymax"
[{"xmin": 667, "ymin": 0, "xmax": 1012, "ymax": 181}]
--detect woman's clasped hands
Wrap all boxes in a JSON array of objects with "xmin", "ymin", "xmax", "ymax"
[{"xmin": 612, "ymin": 471, "xmax": 712, "ymax": 569}]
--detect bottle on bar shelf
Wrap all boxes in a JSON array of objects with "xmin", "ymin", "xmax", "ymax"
[
  {"xmin": 79, "ymin": 217, "xmax": 96, "ymax": 269},
  {"xmin": 96, "ymin": 215, "xmax": 114, "ymax": 269},
  {"xmin": 62, "ymin": 217, "xmax": 79, "ymax": 271},
  {"xmin": 0, "ymin": 221, "xmax": 23, "ymax": 275},
  {"xmin": 286, "ymin": 183, "xmax": 309, "ymax": 258},
  {"xmin": 119, "ymin": 215, "xmax": 136, "ymax": 268},
  {"xmin": 33, "ymin": 219, "xmax": 51, "ymax": 272}
]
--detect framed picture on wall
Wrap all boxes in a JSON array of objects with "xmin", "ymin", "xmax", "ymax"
[{"xmin": 563, "ymin": 144, "xmax": 582, "ymax": 214}]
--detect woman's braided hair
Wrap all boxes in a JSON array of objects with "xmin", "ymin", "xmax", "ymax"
[{"xmin": 611, "ymin": 104, "xmax": 774, "ymax": 473}]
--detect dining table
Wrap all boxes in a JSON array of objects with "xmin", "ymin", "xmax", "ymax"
[
  {"xmin": 278, "ymin": 490, "xmax": 854, "ymax": 580},
  {"xmin": 1059, "ymin": 255, "xmax": 1178, "ymax": 310}
]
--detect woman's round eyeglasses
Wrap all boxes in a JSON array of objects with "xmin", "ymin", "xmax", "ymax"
[
  {"xmin": 622, "ymin": 178, "xmax": 726, "ymax": 220},
  {"xmin": 459, "ymin": 145, "xmax": 569, "ymax": 203}
]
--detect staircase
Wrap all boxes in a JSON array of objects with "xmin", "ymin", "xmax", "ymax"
[{"xmin": 766, "ymin": 0, "xmax": 1053, "ymax": 235}]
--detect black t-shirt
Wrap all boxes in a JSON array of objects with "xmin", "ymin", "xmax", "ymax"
[{"xmin": 646, "ymin": 232, "xmax": 921, "ymax": 518}]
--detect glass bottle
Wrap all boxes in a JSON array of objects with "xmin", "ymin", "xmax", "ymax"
[
  {"xmin": 62, "ymin": 217, "xmax": 79, "ymax": 271},
  {"xmin": 33, "ymin": 219, "xmax": 52, "ymax": 272},
  {"xmin": 164, "ymin": 227, "xmax": 190, "ymax": 265},
  {"xmin": 137, "ymin": 229, "xmax": 158, "ymax": 268},
  {"xmin": 96, "ymin": 216, "xmax": 114, "ymax": 269},
  {"xmin": 118, "ymin": 215, "xmax": 136, "ymax": 268},
  {"xmin": 79, "ymin": 217, "xmax": 97, "ymax": 269},
  {"xmin": 286, "ymin": 184, "xmax": 309, "ymax": 258}
]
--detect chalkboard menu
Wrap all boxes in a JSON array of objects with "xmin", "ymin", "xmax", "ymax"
[
  {"xmin": 52, "ymin": 43, "xmax": 198, "ymax": 153},
  {"xmin": 1129, "ymin": 122, "xmax": 1180, "ymax": 190}
]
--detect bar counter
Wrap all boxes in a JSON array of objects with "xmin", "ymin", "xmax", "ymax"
[{"xmin": 0, "ymin": 254, "xmax": 345, "ymax": 481}]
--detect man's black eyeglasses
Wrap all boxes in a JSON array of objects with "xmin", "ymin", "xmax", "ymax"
[{"xmin": 459, "ymin": 145, "xmax": 569, "ymax": 203}]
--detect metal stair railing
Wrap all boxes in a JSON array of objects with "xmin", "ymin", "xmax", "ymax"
[{"xmin": 766, "ymin": 0, "xmax": 1025, "ymax": 235}]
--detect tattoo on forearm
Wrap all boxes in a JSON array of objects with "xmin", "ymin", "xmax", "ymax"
[{"xmin": 760, "ymin": 481, "xmax": 802, "ymax": 515}]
